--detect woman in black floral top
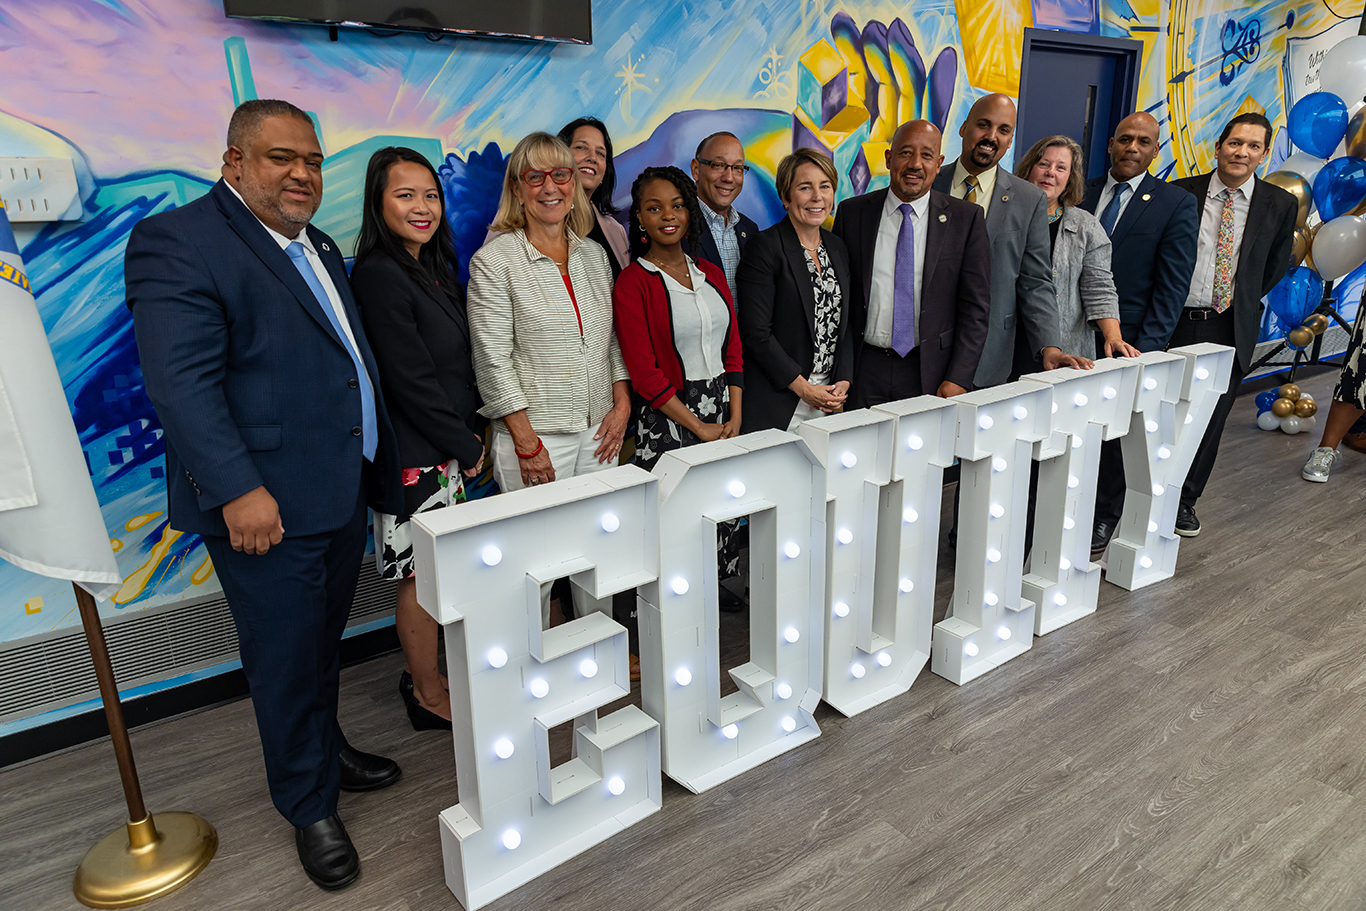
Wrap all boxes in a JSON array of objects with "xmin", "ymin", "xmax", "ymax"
[{"xmin": 736, "ymin": 148, "xmax": 855, "ymax": 432}]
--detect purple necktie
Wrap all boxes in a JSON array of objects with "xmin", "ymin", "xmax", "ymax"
[{"xmin": 891, "ymin": 202, "xmax": 916, "ymax": 357}]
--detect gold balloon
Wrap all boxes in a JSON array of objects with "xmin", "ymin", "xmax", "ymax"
[
  {"xmin": 1288, "ymin": 326, "xmax": 1314, "ymax": 349},
  {"xmin": 1305, "ymin": 222, "xmax": 1322, "ymax": 272},
  {"xmin": 1295, "ymin": 398, "xmax": 1319, "ymax": 418},
  {"xmin": 1348, "ymin": 108, "xmax": 1366, "ymax": 159},
  {"xmin": 1264, "ymin": 170, "xmax": 1313, "ymax": 228},
  {"xmin": 1305, "ymin": 313, "xmax": 1330, "ymax": 334},
  {"xmin": 1271, "ymin": 397, "xmax": 1297, "ymax": 417},
  {"xmin": 1291, "ymin": 227, "xmax": 1310, "ymax": 269},
  {"xmin": 1278, "ymin": 383, "xmax": 1301, "ymax": 401}
]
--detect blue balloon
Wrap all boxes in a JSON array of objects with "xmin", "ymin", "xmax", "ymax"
[
  {"xmin": 1255, "ymin": 390, "xmax": 1279, "ymax": 413},
  {"xmin": 1289, "ymin": 92, "xmax": 1349, "ymax": 158},
  {"xmin": 1267, "ymin": 265, "xmax": 1325, "ymax": 328},
  {"xmin": 1312, "ymin": 156, "xmax": 1366, "ymax": 220}
]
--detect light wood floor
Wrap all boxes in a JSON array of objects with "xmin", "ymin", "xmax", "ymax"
[{"xmin": 6, "ymin": 374, "xmax": 1366, "ymax": 911}]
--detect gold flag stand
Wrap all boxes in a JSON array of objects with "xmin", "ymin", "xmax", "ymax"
[{"xmin": 70, "ymin": 583, "xmax": 217, "ymax": 908}]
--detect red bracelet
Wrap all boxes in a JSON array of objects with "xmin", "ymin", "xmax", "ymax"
[{"xmin": 515, "ymin": 437, "xmax": 545, "ymax": 460}]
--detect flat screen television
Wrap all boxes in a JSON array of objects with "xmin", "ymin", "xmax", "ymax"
[{"xmin": 224, "ymin": 1, "xmax": 592, "ymax": 44}]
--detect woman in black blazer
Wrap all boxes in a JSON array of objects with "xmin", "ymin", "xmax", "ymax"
[
  {"xmin": 352, "ymin": 147, "xmax": 486, "ymax": 731},
  {"xmin": 737, "ymin": 148, "xmax": 855, "ymax": 432}
]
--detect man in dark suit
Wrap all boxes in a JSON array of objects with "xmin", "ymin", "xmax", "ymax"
[
  {"xmin": 1169, "ymin": 112, "xmax": 1295, "ymax": 534},
  {"xmin": 832, "ymin": 119, "xmax": 992, "ymax": 408},
  {"xmin": 933, "ymin": 93, "xmax": 1085, "ymax": 385},
  {"xmin": 125, "ymin": 100, "xmax": 405, "ymax": 890},
  {"xmin": 690, "ymin": 131, "xmax": 759, "ymax": 300},
  {"xmin": 1086, "ymin": 111, "xmax": 1200, "ymax": 559}
]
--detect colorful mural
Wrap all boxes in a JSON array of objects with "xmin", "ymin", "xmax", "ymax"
[{"xmin": 0, "ymin": 0, "xmax": 1350, "ymax": 646}]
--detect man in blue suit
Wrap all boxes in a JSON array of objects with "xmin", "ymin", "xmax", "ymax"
[
  {"xmin": 1083, "ymin": 111, "xmax": 1199, "ymax": 559},
  {"xmin": 125, "ymin": 100, "xmax": 405, "ymax": 890}
]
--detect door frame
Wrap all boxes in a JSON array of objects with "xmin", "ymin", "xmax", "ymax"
[{"xmin": 1015, "ymin": 28, "xmax": 1144, "ymax": 179}]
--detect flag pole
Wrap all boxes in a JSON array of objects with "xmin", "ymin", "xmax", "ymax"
[{"xmin": 71, "ymin": 582, "xmax": 217, "ymax": 909}]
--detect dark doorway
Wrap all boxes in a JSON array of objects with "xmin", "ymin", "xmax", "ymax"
[{"xmin": 1015, "ymin": 29, "xmax": 1143, "ymax": 182}]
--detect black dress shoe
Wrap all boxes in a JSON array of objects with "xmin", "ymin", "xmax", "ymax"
[
  {"xmin": 296, "ymin": 814, "xmax": 359, "ymax": 890},
  {"xmin": 405, "ymin": 695, "xmax": 453, "ymax": 732},
  {"xmin": 1174, "ymin": 503, "xmax": 1200, "ymax": 537},
  {"xmin": 1090, "ymin": 522, "xmax": 1115, "ymax": 561},
  {"xmin": 398, "ymin": 671, "xmax": 414, "ymax": 702},
  {"xmin": 338, "ymin": 744, "xmax": 401, "ymax": 792}
]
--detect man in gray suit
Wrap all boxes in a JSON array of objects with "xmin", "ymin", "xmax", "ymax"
[{"xmin": 934, "ymin": 93, "xmax": 1090, "ymax": 385}]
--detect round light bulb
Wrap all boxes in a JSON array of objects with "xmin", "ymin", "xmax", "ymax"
[
  {"xmin": 1157, "ymin": 446, "xmax": 1171, "ymax": 460},
  {"xmin": 481, "ymin": 545, "xmax": 502, "ymax": 566},
  {"xmin": 1146, "ymin": 420, "xmax": 1159, "ymax": 434},
  {"xmin": 487, "ymin": 647, "xmax": 508, "ymax": 669},
  {"xmin": 841, "ymin": 451, "xmax": 858, "ymax": 468},
  {"xmin": 1184, "ymin": 414, "xmax": 1193, "ymax": 425},
  {"xmin": 1196, "ymin": 367, "xmax": 1209, "ymax": 380},
  {"xmin": 1052, "ymin": 402, "xmax": 1060, "ymax": 414},
  {"xmin": 1059, "ymin": 557, "xmax": 1071, "ymax": 571},
  {"xmin": 776, "ymin": 682, "xmax": 793, "ymax": 700},
  {"xmin": 984, "ymin": 592, "xmax": 999, "ymax": 606},
  {"xmin": 1152, "ymin": 484, "xmax": 1164, "ymax": 496},
  {"xmin": 783, "ymin": 626, "xmax": 800, "ymax": 643},
  {"xmin": 494, "ymin": 738, "xmax": 515, "ymax": 759},
  {"xmin": 978, "ymin": 415, "xmax": 994, "ymax": 430},
  {"xmin": 579, "ymin": 658, "xmax": 598, "ymax": 678},
  {"xmin": 502, "ymin": 829, "xmax": 521, "ymax": 850},
  {"xmin": 529, "ymin": 678, "xmax": 549, "ymax": 699},
  {"xmin": 601, "ymin": 513, "xmax": 620, "ymax": 533},
  {"xmin": 781, "ymin": 716, "xmax": 797, "ymax": 733},
  {"xmin": 607, "ymin": 776, "xmax": 625, "ymax": 796},
  {"xmin": 784, "ymin": 542, "xmax": 801, "ymax": 559},
  {"xmin": 1064, "ymin": 517, "xmax": 1075, "ymax": 530},
  {"xmin": 833, "ymin": 601, "xmax": 850, "ymax": 618},
  {"xmin": 1074, "ymin": 393, "xmax": 1089, "ymax": 407},
  {"xmin": 728, "ymin": 480, "xmax": 746, "ymax": 498},
  {"xmin": 993, "ymin": 457, "xmax": 1008, "ymax": 472},
  {"xmin": 900, "ymin": 577, "xmax": 914, "ymax": 592},
  {"xmin": 671, "ymin": 576, "xmax": 689, "ymax": 595},
  {"xmin": 990, "ymin": 503, "xmax": 1005, "ymax": 519},
  {"xmin": 837, "ymin": 527, "xmax": 853, "ymax": 545},
  {"xmin": 1144, "ymin": 377, "xmax": 1158, "ymax": 391},
  {"xmin": 1140, "ymin": 556, "xmax": 1153, "ymax": 569},
  {"xmin": 1148, "ymin": 520, "xmax": 1159, "ymax": 533},
  {"xmin": 722, "ymin": 723, "xmax": 738, "ymax": 740},
  {"xmin": 876, "ymin": 651, "xmax": 892, "ymax": 667},
  {"xmin": 987, "ymin": 548, "xmax": 1001, "ymax": 563},
  {"xmin": 1102, "ymin": 386, "xmax": 1117, "ymax": 400},
  {"xmin": 1013, "ymin": 405, "xmax": 1028, "ymax": 420},
  {"xmin": 1054, "ymin": 593, "xmax": 1068, "ymax": 606},
  {"xmin": 907, "ymin": 434, "xmax": 924, "ymax": 450},
  {"xmin": 674, "ymin": 667, "xmax": 692, "ymax": 686},
  {"xmin": 903, "ymin": 507, "xmax": 918, "ymax": 524},
  {"xmin": 1068, "ymin": 475, "xmax": 1079, "ymax": 489},
  {"xmin": 997, "ymin": 625, "xmax": 1012, "ymax": 640},
  {"xmin": 964, "ymin": 642, "xmax": 980, "ymax": 657},
  {"xmin": 1072, "ymin": 435, "xmax": 1084, "ymax": 449},
  {"xmin": 850, "ymin": 663, "xmax": 866, "ymax": 679}
]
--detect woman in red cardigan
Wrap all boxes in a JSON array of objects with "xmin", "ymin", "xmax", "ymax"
[{"xmin": 614, "ymin": 165, "xmax": 745, "ymax": 577}]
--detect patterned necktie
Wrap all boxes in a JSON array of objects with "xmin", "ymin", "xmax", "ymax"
[
  {"xmin": 1212, "ymin": 188, "xmax": 1236, "ymax": 313},
  {"xmin": 963, "ymin": 175, "xmax": 979, "ymax": 206},
  {"xmin": 1099, "ymin": 183, "xmax": 1128, "ymax": 236},
  {"xmin": 891, "ymin": 203, "xmax": 917, "ymax": 357},
  {"xmin": 285, "ymin": 241, "xmax": 378, "ymax": 460}
]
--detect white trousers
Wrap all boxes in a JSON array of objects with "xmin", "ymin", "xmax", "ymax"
[{"xmin": 492, "ymin": 426, "xmax": 613, "ymax": 626}]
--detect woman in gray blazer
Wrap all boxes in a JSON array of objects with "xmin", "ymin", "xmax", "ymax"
[{"xmin": 1016, "ymin": 136, "xmax": 1139, "ymax": 360}]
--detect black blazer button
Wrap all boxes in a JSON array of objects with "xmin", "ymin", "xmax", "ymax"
[
  {"xmin": 352, "ymin": 426, "xmax": 362, "ymax": 436},
  {"xmin": 348, "ymin": 378, "xmax": 359, "ymax": 389},
  {"xmin": 466, "ymin": 383, "xmax": 473, "ymax": 390}
]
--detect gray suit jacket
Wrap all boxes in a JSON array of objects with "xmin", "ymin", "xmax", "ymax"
[
  {"xmin": 1051, "ymin": 206, "xmax": 1120, "ymax": 359},
  {"xmin": 934, "ymin": 166, "xmax": 1058, "ymax": 386}
]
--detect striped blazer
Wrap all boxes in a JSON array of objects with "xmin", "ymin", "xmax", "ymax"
[{"xmin": 468, "ymin": 229, "xmax": 629, "ymax": 434}]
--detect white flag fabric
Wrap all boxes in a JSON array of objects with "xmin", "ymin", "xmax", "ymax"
[{"xmin": 0, "ymin": 205, "xmax": 121, "ymax": 599}]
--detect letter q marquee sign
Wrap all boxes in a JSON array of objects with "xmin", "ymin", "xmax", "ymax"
[{"xmin": 412, "ymin": 344, "xmax": 1231, "ymax": 909}]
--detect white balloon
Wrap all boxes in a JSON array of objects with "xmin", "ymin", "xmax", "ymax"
[
  {"xmin": 1320, "ymin": 36, "xmax": 1366, "ymax": 105},
  {"xmin": 1280, "ymin": 415, "xmax": 1304, "ymax": 434},
  {"xmin": 1302, "ymin": 415, "xmax": 1318, "ymax": 432},
  {"xmin": 1310, "ymin": 215, "xmax": 1366, "ymax": 279},
  {"xmin": 1281, "ymin": 151, "xmax": 1327, "ymax": 188},
  {"xmin": 1257, "ymin": 410, "xmax": 1282, "ymax": 431}
]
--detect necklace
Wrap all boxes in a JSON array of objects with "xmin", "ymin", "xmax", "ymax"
[
  {"xmin": 648, "ymin": 255, "xmax": 691, "ymax": 280},
  {"xmin": 1048, "ymin": 206, "xmax": 1064, "ymax": 224}
]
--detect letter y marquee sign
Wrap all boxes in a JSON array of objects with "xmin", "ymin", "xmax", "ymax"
[{"xmin": 413, "ymin": 344, "xmax": 1233, "ymax": 909}]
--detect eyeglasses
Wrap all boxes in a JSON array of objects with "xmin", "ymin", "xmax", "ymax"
[
  {"xmin": 696, "ymin": 157, "xmax": 750, "ymax": 176},
  {"xmin": 520, "ymin": 167, "xmax": 574, "ymax": 187}
]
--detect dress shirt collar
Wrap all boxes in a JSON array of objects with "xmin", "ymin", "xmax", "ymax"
[
  {"xmin": 951, "ymin": 161, "xmax": 996, "ymax": 201},
  {"xmin": 1103, "ymin": 169, "xmax": 1146, "ymax": 201},
  {"xmin": 884, "ymin": 187, "xmax": 930, "ymax": 222},
  {"xmin": 223, "ymin": 179, "xmax": 312, "ymax": 252},
  {"xmin": 1209, "ymin": 170, "xmax": 1253, "ymax": 201},
  {"xmin": 701, "ymin": 201, "xmax": 736, "ymax": 231}
]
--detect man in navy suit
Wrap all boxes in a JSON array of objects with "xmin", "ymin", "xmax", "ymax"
[
  {"xmin": 125, "ymin": 100, "xmax": 405, "ymax": 890},
  {"xmin": 690, "ymin": 131, "xmax": 759, "ymax": 300},
  {"xmin": 1084, "ymin": 111, "xmax": 1199, "ymax": 560}
]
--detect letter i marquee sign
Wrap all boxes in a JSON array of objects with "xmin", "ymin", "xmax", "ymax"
[{"xmin": 413, "ymin": 344, "xmax": 1232, "ymax": 909}]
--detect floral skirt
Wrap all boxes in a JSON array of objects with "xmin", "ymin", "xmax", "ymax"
[
  {"xmin": 375, "ymin": 463, "xmax": 466, "ymax": 580},
  {"xmin": 633, "ymin": 374, "xmax": 741, "ymax": 578},
  {"xmin": 1334, "ymin": 304, "xmax": 1366, "ymax": 409}
]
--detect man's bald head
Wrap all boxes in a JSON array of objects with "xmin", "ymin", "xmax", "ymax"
[
  {"xmin": 958, "ymin": 93, "xmax": 1017, "ymax": 174},
  {"xmin": 886, "ymin": 120, "xmax": 944, "ymax": 202},
  {"xmin": 1108, "ymin": 112, "xmax": 1160, "ymax": 181}
]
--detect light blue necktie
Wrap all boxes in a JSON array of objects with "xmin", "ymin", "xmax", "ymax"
[
  {"xmin": 890, "ymin": 203, "xmax": 916, "ymax": 357},
  {"xmin": 1099, "ymin": 183, "xmax": 1129, "ymax": 236},
  {"xmin": 285, "ymin": 241, "xmax": 377, "ymax": 461}
]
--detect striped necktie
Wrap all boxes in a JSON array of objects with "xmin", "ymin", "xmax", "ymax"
[{"xmin": 963, "ymin": 175, "xmax": 979, "ymax": 206}]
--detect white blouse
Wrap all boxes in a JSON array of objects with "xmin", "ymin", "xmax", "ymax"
[{"xmin": 640, "ymin": 258, "xmax": 731, "ymax": 381}]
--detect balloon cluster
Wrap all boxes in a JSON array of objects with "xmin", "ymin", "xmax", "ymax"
[
  {"xmin": 1255, "ymin": 384, "xmax": 1318, "ymax": 434},
  {"xmin": 1266, "ymin": 36, "xmax": 1366, "ymax": 318}
]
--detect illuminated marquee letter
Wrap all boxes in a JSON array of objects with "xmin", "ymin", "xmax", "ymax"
[
  {"xmin": 932, "ymin": 382, "xmax": 1053, "ymax": 684},
  {"xmin": 639, "ymin": 430, "xmax": 825, "ymax": 792},
  {"xmin": 1019, "ymin": 357, "xmax": 1140, "ymax": 634},
  {"xmin": 798, "ymin": 398, "xmax": 956, "ymax": 714},
  {"xmin": 411, "ymin": 467, "xmax": 662, "ymax": 910},
  {"xmin": 1105, "ymin": 343, "xmax": 1233, "ymax": 590}
]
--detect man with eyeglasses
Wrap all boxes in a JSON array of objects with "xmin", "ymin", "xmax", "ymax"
[{"xmin": 690, "ymin": 131, "xmax": 759, "ymax": 301}]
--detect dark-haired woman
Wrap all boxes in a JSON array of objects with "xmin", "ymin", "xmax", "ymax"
[
  {"xmin": 352, "ymin": 147, "xmax": 487, "ymax": 731},
  {"xmin": 559, "ymin": 117, "xmax": 630, "ymax": 279},
  {"xmin": 613, "ymin": 165, "xmax": 744, "ymax": 578}
]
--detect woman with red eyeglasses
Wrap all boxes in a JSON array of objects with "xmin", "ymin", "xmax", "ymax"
[{"xmin": 467, "ymin": 131, "xmax": 631, "ymax": 625}]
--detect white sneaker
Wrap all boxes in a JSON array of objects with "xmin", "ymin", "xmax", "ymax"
[{"xmin": 1302, "ymin": 446, "xmax": 1340, "ymax": 482}]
